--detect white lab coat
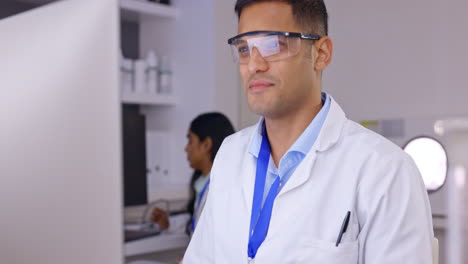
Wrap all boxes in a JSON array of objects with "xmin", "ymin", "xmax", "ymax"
[{"xmin": 183, "ymin": 97, "xmax": 434, "ymax": 264}]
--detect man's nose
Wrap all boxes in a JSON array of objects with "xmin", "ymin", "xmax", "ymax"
[{"xmin": 247, "ymin": 46, "xmax": 269, "ymax": 74}]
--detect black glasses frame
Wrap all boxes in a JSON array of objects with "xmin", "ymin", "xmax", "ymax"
[{"xmin": 227, "ymin": 30, "xmax": 321, "ymax": 44}]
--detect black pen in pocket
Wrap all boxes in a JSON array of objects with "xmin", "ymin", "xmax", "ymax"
[{"xmin": 335, "ymin": 211, "xmax": 351, "ymax": 247}]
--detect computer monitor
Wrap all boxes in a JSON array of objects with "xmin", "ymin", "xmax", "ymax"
[
  {"xmin": 0, "ymin": 0, "xmax": 123, "ymax": 263},
  {"xmin": 122, "ymin": 105, "xmax": 148, "ymax": 207}
]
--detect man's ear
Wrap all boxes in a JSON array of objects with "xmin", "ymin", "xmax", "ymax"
[{"xmin": 314, "ymin": 36, "xmax": 333, "ymax": 71}]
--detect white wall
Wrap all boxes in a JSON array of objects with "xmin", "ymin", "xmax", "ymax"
[
  {"xmin": 214, "ymin": 1, "xmax": 241, "ymax": 130},
  {"xmin": 324, "ymin": 0, "xmax": 468, "ymax": 121},
  {"xmin": 1, "ymin": 0, "xmax": 123, "ymax": 262}
]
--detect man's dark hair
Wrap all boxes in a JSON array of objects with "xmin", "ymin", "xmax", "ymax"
[{"xmin": 234, "ymin": 0, "xmax": 328, "ymax": 36}]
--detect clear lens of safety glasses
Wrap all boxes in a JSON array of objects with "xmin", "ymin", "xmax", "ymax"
[{"xmin": 227, "ymin": 31, "xmax": 320, "ymax": 64}]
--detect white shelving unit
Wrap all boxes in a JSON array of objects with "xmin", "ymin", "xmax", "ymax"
[
  {"xmin": 125, "ymin": 232, "xmax": 189, "ymax": 257},
  {"xmin": 119, "ymin": 0, "xmax": 179, "ymax": 106},
  {"xmin": 120, "ymin": 2, "xmax": 239, "ymax": 259},
  {"xmin": 120, "ymin": 1, "xmax": 184, "ymax": 258},
  {"xmin": 120, "ymin": 0, "xmax": 179, "ymax": 21},
  {"xmin": 121, "ymin": 92, "xmax": 178, "ymax": 106}
]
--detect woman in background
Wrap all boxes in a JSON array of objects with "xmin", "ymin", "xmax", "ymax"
[{"xmin": 152, "ymin": 112, "xmax": 235, "ymax": 234}]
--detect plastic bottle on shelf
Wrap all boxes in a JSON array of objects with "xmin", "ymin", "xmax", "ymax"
[
  {"xmin": 145, "ymin": 50, "xmax": 159, "ymax": 94},
  {"xmin": 134, "ymin": 59, "xmax": 147, "ymax": 94},
  {"xmin": 120, "ymin": 51, "xmax": 134, "ymax": 94},
  {"xmin": 158, "ymin": 55, "xmax": 172, "ymax": 95}
]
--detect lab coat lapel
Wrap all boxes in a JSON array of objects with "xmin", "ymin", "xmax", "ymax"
[
  {"xmin": 277, "ymin": 151, "xmax": 318, "ymax": 196},
  {"xmin": 278, "ymin": 97, "xmax": 347, "ymax": 196},
  {"xmin": 240, "ymin": 144, "xmax": 257, "ymax": 214},
  {"xmin": 238, "ymin": 96, "xmax": 347, "ymax": 227}
]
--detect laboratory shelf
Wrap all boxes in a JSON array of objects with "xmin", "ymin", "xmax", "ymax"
[
  {"xmin": 125, "ymin": 232, "xmax": 189, "ymax": 257},
  {"xmin": 120, "ymin": 0, "xmax": 179, "ymax": 21},
  {"xmin": 121, "ymin": 92, "xmax": 179, "ymax": 106}
]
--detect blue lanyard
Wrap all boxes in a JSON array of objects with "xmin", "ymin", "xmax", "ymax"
[
  {"xmin": 190, "ymin": 178, "xmax": 210, "ymax": 231},
  {"xmin": 248, "ymin": 125, "xmax": 281, "ymax": 259}
]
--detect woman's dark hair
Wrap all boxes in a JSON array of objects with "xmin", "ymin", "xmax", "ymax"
[{"xmin": 186, "ymin": 112, "xmax": 235, "ymax": 218}]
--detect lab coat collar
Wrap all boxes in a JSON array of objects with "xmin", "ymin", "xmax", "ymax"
[
  {"xmin": 241, "ymin": 95, "xmax": 347, "ymax": 207},
  {"xmin": 276, "ymin": 95, "xmax": 346, "ymax": 196},
  {"xmin": 247, "ymin": 95, "xmax": 346, "ymax": 157},
  {"xmin": 313, "ymin": 95, "xmax": 347, "ymax": 153},
  {"xmin": 248, "ymin": 93, "xmax": 330, "ymax": 159}
]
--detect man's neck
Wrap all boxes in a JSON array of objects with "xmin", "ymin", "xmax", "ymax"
[{"xmin": 265, "ymin": 97, "xmax": 323, "ymax": 167}]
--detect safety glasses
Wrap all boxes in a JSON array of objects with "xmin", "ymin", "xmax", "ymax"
[{"xmin": 227, "ymin": 31, "xmax": 320, "ymax": 64}]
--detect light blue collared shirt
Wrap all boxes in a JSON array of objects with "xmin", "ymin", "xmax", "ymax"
[{"xmin": 248, "ymin": 93, "xmax": 331, "ymax": 206}]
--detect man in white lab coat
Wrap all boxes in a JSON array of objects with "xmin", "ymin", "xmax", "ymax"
[{"xmin": 183, "ymin": 0, "xmax": 434, "ymax": 263}]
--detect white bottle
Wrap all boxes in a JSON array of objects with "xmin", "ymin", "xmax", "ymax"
[
  {"xmin": 145, "ymin": 50, "xmax": 159, "ymax": 94},
  {"xmin": 134, "ymin": 59, "xmax": 147, "ymax": 94},
  {"xmin": 120, "ymin": 51, "xmax": 134, "ymax": 94},
  {"xmin": 158, "ymin": 55, "xmax": 172, "ymax": 94}
]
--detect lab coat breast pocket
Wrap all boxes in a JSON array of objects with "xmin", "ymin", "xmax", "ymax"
[{"xmin": 296, "ymin": 239, "xmax": 358, "ymax": 264}]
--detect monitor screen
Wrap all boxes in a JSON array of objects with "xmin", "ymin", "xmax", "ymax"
[{"xmin": 122, "ymin": 105, "xmax": 148, "ymax": 206}]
